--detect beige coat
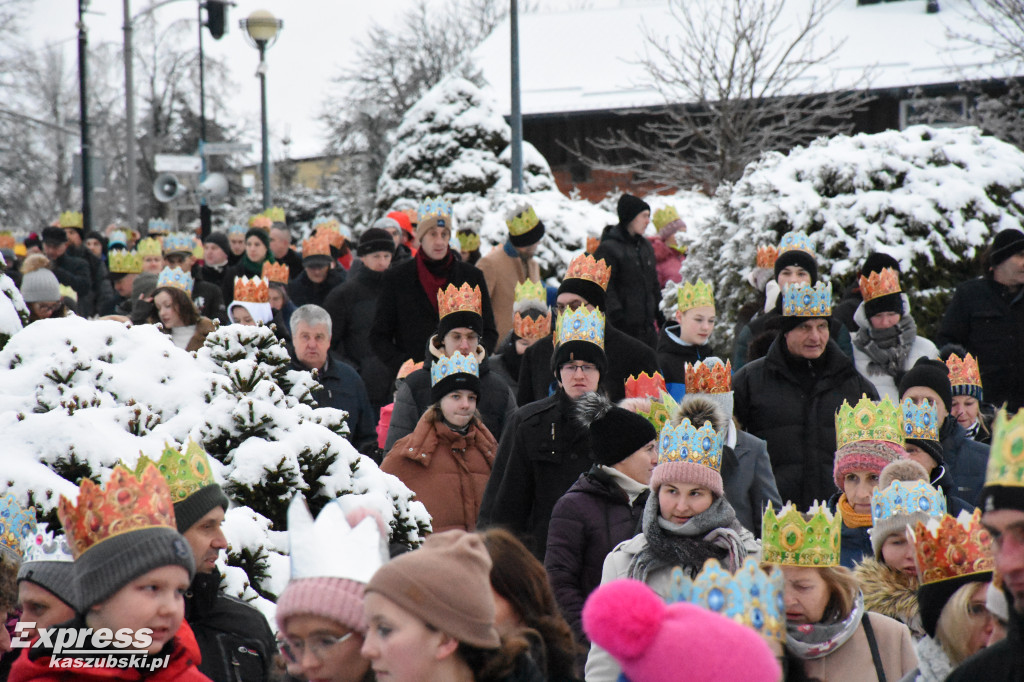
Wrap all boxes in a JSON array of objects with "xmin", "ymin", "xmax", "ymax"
[
  {"xmin": 476, "ymin": 246, "xmax": 541, "ymax": 340},
  {"xmin": 802, "ymin": 611, "xmax": 918, "ymax": 682}
]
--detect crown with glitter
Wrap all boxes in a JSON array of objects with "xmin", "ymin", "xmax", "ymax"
[
  {"xmin": 669, "ymin": 558, "xmax": 786, "ymax": 643},
  {"xmin": 287, "ymin": 495, "xmax": 385, "ymax": 582},
  {"xmin": 513, "ymin": 280, "xmax": 546, "ymax": 313},
  {"xmin": 108, "ymin": 250, "xmax": 143, "ymax": 274},
  {"xmin": 859, "ymin": 268, "xmax": 901, "ymax": 302},
  {"xmin": 108, "ymin": 230, "xmax": 130, "ymax": 249},
  {"xmin": 397, "ymin": 359, "xmax": 423, "ymax": 380},
  {"xmin": 430, "ymin": 351, "xmax": 480, "ymax": 387},
  {"xmin": 136, "ymin": 237, "xmax": 162, "ymax": 258},
  {"xmin": 315, "ymin": 220, "xmax": 346, "ymax": 249},
  {"xmin": 676, "ymin": 279, "xmax": 714, "ymax": 313},
  {"xmin": 658, "ymin": 418, "xmax": 724, "ymax": 471},
  {"xmin": 626, "ymin": 372, "xmax": 668, "ymax": 400},
  {"xmin": 228, "ymin": 224, "xmax": 247, "ymax": 236},
  {"xmin": 652, "ymin": 205, "xmax": 680, "ymax": 231},
  {"xmin": 156, "ymin": 266, "xmax": 194, "ymax": 295},
  {"xmin": 1, "ymin": 493, "xmax": 37, "ymax": 564},
  {"xmin": 835, "ymin": 395, "xmax": 904, "ymax": 449},
  {"xmin": 148, "ymin": 219, "xmax": 172, "ymax": 235},
  {"xmin": 985, "ymin": 408, "xmax": 1024, "ymax": 490},
  {"xmin": 20, "ymin": 524, "xmax": 73, "ymax": 565},
  {"xmin": 302, "ymin": 233, "xmax": 332, "ymax": 258},
  {"xmin": 756, "ymin": 245, "xmax": 778, "ymax": 269},
  {"xmin": 946, "ymin": 353, "xmax": 982, "ymax": 393},
  {"xmin": 872, "ymin": 479, "xmax": 946, "ymax": 527},
  {"xmin": 782, "ymin": 281, "xmax": 831, "ymax": 318},
  {"xmin": 134, "ymin": 440, "xmax": 218, "ymax": 506},
  {"xmin": 249, "ymin": 215, "xmax": 272, "ymax": 231},
  {"xmin": 506, "ymin": 204, "xmax": 540, "ymax": 237},
  {"xmin": 457, "ymin": 231, "xmax": 481, "ymax": 252},
  {"xmin": 564, "ymin": 253, "xmax": 611, "ymax": 290},
  {"xmin": 418, "ymin": 196, "xmax": 453, "ymax": 227},
  {"xmin": 762, "ymin": 503, "xmax": 842, "ymax": 567},
  {"xmin": 264, "ymin": 206, "xmax": 286, "ymax": 223},
  {"xmin": 685, "ymin": 359, "xmax": 732, "ymax": 395},
  {"xmin": 902, "ymin": 398, "xmax": 940, "ymax": 443},
  {"xmin": 262, "ymin": 261, "xmax": 289, "ymax": 284},
  {"xmin": 554, "ymin": 307, "xmax": 605, "ymax": 349},
  {"xmin": 311, "ymin": 216, "xmax": 339, "ymax": 232},
  {"xmin": 514, "ymin": 309, "xmax": 551, "ymax": 340},
  {"xmin": 912, "ymin": 510, "xmax": 994, "ymax": 585},
  {"xmin": 777, "ymin": 231, "xmax": 815, "ymax": 257},
  {"xmin": 437, "ymin": 283, "xmax": 482, "ymax": 320},
  {"xmin": 162, "ymin": 232, "xmax": 195, "ymax": 255},
  {"xmin": 233, "ymin": 275, "xmax": 270, "ymax": 304},
  {"xmin": 625, "ymin": 372, "xmax": 679, "ymax": 431},
  {"xmin": 59, "ymin": 211, "xmax": 84, "ymax": 229},
  {"xmin": 0, "ymin": 231, "xmax": 14, "ymax": 250}
]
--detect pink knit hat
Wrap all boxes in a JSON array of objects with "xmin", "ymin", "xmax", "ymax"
[
  {"xmin": 833, "ymin": 440, "xmax": 905, "ymax": 491},
  {"xmin": 275, "ymin": 577, "xmax": 367, "ymax": 632}
]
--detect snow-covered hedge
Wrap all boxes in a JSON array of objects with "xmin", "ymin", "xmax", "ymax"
[{"xmin": 0, "ymin": 252, "xmax": 28, "ymax": 348}]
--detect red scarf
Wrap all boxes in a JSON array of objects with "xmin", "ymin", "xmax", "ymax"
[{"xmin": 415, "ymin": 249, "xmax": 454, "ymax": 313}]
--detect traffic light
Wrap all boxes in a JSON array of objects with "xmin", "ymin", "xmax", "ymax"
[{"xmin": 205, "ymin": 0, "xmax": 228, "ymax": 40}]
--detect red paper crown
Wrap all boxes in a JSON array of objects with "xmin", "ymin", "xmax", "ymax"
[
  {"xmin": 57, "ymin": 464, "xmax": 177, "ymax": 559},
  {"xmin": 912, "ymin": 510, "xmax": 994, "ymax": 586},
  {"xmin": 756, "ymin": 246, "xmax": 778, "ymax": 269},
  {"xmin": 565, "ymin": 253, "xmax": 611, "ymax": 290},
  {"xmin": 859, "ymin": 267, "xmax": 901, "ymax": 302},
  {"xmin": 437, "ymin": 283, "xmax": 482, "ymax": 319},
  {"xmin": 946, "ymin": 353, "xmax": 982, "ymax": 388},
  {"xmin": 233, "ymin": 276, "xmax": 270, "ymax": 303},
  {"xmin": 625, "ymin": 372, "xmax": 668, "ymax": 400},
  {"xmin": 302, "ymin": 234, "xmax": 332, "ymax": 258},
  {"xmin": 262, "ymin": 261, "xmax": 289, "ymax": 284},
  {"xmin": 513, "ymin": 310, "xmax": 551, "ymax": 340},
  {"xmin": 685, "ymin": 360, "xmax": 733, "ymax": 394}
]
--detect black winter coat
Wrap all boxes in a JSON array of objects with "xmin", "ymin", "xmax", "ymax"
[
  {"xmin": 939, "ymin": 416, "xmax": 990, "ymax": 507},
  {"xmin": 51, "ymin": 252, "xmax": 92, "ymax": 306},
  {"xmin": 276, "ymin": 248, "xmax": 304, "ymax": 281},
  {"xmin": 291, "ymin": 354, "xmax": 377, "ymax": 453},
  {"xmin": 287, "ymin": 268, "xmax": 346, "ymax": 308},
  {"xmin": 185, "ymin": 570, "xmax": 276, "ymax": 682},
  {"xmin": 70, "ymin": 244, "xmax": 114, "ymax": 318},
  {"xmin": 478, "ymin": 391, "xmax": 593, "ymax": 560},
  {"xmin": 827, "ymin": 492, "xmax": 873, "ymax": 569},
  {"xmin": 593, "ymin": 223, "xmax": 662, "ymax": 347},
  {"xmin": 545, "ymin": 466, "xmax": 647, "ymax": 646},
  {"xmin": 733, "ymin": 338, "xmax": 878, "ymax": 510},
  {"xmin": 193, "ymin": 279, "xmax": 228, "ymax": 324},
  {"xmin": 656, "ymin": 323, "xmax": 715, "ymax": 400},
  {"xmin": 732, "ymin": 309, "xmax": 853, "ymax": 370},
  {"xmin": 516, "ymin": 325, "xmax": 659, "ymax": 405},
  {"xmin": 722, "ymin": 430, "xmax": 783, "ymax": 537},
  {"xmin": 938, "ymin": 276, "xmax": 1024, "ymax": 412}
]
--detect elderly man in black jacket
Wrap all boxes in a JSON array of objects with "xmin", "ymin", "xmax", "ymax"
[{"xmin": 41, "ymin": 227, "xmax": 91, "ymax": 309}]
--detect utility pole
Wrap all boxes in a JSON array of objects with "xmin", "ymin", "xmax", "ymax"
[
  {"xmin": 198, "ymin": 0, "xmax": 211, "ymax": 238},
  {"xmin": 78, "ymin": 0, "xmax": 93, "ymax": 232},
  {"xmin": 510, "ymin": 0, "xmax": 523, "ymax": 193},
  {"xmin": 122, "ymin": 0, "xmax": 137, "ymax": 234}
]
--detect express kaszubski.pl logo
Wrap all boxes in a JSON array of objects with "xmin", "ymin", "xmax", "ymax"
[{"xmin": 12, "ymin": 623, "xmax": 171, "ymax": 671}]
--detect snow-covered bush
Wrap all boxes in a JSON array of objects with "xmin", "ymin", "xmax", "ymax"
[
  {"xmin": 680, "ymin": 125, "xmax": 1024, "ymax": 346},
  {"xmin": 0, "ymin": 253, "xmax": 28, "ymax": 349}
]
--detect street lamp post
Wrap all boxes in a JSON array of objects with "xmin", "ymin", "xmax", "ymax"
[
  {"xmin": 240, "ymin": 10, "xmax": 282, "ymax": 211},
  {"xmin": 78, "ymin": 0, "xmax": 93, "ymax": 232}
]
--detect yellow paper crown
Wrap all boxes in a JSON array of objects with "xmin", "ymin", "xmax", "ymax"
[
  {"xmin": 134, "ymin": 440, "xmax": 218, "ymax": 505},
  {"xmin": 859, "ymin": 268, "xmax": 901, "ymax": 302},
  {"xmin": 438, "ymin": 283, "xmax": 482, "ymax": 319},
  {"xmin": 262, "ymin": 261, "xmax": 290, "ymax": 284},
  {"xmin": 506, "ymin": 204, "xmax": 540, "ymax": 236},
  {"xmin": 985, "ymin": 408, "xmax": 1024, "ymax": 490},
  {"xmin": 264, "ymin": 206, "xmax": 286, "ymax": 223},
  {"xmin": 514, "ymin": 279, "xmax": 546, "ymax": 308},
  {"xmin": 108, "ymin": 250, "xmax": 143, "ymax": 274},
  {"xmin": 652, "ymin": 205, "xmax": 680, "ymax": 230},
  {"xmin": 59, "ymin": 211, "xmax": 84, "ymax": 229},
  {"xmin": 564, "ymin": 253, "xmax": 611, "ymax": 290},
  {"xmin": 834, "ymin": 394, "xmax": 905, "ymax": 449},
  {"xmin": 233, "ymin": 275, "xmax": 270, "ymax": 303},
  {"xmin": 677, "ymin": 279, "xmax": 715, "ymax": 313},
  {"xmin": 59, "ymin": 285, "xmax": 77, "ymax": 302},
  {"xmin": 761, "ymin": 503, "xmax": 842, "ymax": 567},
  {"xmin": 136, "ymin": 237, "xmax": 163, "ymax": 258}
]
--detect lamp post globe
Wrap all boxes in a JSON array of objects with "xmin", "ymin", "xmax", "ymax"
[{"xmin": 240, "ymin": 9, "xmax": 282, "ymax": 210}]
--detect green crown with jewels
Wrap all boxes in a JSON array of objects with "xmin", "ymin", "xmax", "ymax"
[
  {"xmin": 134, "ymin": 440, "xmax": 217, "ymax": 504},
  {"xmin": 677, "ymin": 279, "xmax": 714, "ymax": 313},
  {"xmin": 835, "ymin": 394, "xmax": 904, "ymax": 450},
  {"xmin": 986, "ymin": 408, "xmax": 1024, "ymax": 489},
  {"xmin": 762, "ymin": 502, "xmax": 841, "ymax": 567},
  {"xmin": 506, "ymin": 204, "xmax": 540, "ymax": 236},
  {"xmin": 902, "ymin": 398, "xmax": 940, "ymax": 442},
  {"xmin": 638, "ymin": 393, "xmax": 679, "ymax": 434}
]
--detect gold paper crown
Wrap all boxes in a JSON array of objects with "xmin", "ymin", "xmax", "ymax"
[
  {"xmin": 652, "ymin": 205, "xmax": 680, "ymax": 230},
  {"xmin": 564, "ymin": 253, "xmax": 611, "ymax": 290},
  {"xmin": 946, "ymin": 353, "xmax": 982, "ymax": 390},
  {"xmin": 859, "ymin": 267, "xmax": 901, "ymax": 302},
  {"xmin": 57, "ymin": 464, "xmax": 177, "ymax": 559},
  {"xmin": 756, "ymin": 245, "xmax": 778, "ymax": 269},
  {"xmin": 677, "ymin": 279, "xmax": 715, "ymax": 313},
  {"xmin": 761, "ymin": 503, "xmax": 842, "ymax": 567},
  {"xmin": 108, "ymin": 250, "xmax": 143, "ymax": 274},
  {"xmin": 835, "ymin": 395, "xmax": 905, "ymax": 449},
  {"xmin": 58, "ymin": 211, "xmax": 84, "ymax": 229},
  {"xmin": 437, "ymin": 283, "xmax": 482, "ymax": 319},
  {"xmin": 233, "ymin": 275, "xmax": 270, "ymax": 303},
  {"xmin": 985, "ymin": 408, "xmax": 1024, "ymax": 490},
  {"xmin": 134, "ymin": 440, "xmax": 218, "ymax": 505},
  {"xmin": 249, "ymin": 215, "xmax": 273, "ymax": 230},
  {"xmin": 302, "ymin": 234, "xmax": 332, "ymax": 258},
  {"xmin": 514, "ymin": 279, "xmax": 546, "ymax": 308},
  {"xmin": 262, "ymin": 261, "xmax": 289, "ymax": 284},
  {"xmin": 506, "ymin": 204, "xmax": 540, "ymax": 236},
  {"xmin": 912, "ymin": 510, "xmax": 994, "ymax": 585},
  {"xmin": 264, "ymin": 206, "xmax": 286, "ymax": 223},
  {"xmin": 685, "ymin": 359, "xmax": 732, "ymax": 394},
  {"xmin": 513, "ymin": 310, "xmax": 552, "ymax": 340},
  {"xmin": 136, "ymin": 237, "xmax": 163, "ymax": 258}
]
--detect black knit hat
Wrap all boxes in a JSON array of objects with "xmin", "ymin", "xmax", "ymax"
[
  {"xmin": 18, "ymin": 561, "xmax": 77, "ymax": 609},
  {"xmin": 173, "ymin": 483, "xmax": 230, "ymax": 533},
  {"xmin": 245, "ymin": 227, "xmax": 270, "ymax": 247},
  {"xmin": 203, "ymin": 231, "xmax": 230, "ymax": 255},
  {"xmin": 906, "ymin": 438, "xmax": 944, "ymax": 467},
  {"xmin": 556, "ymin": 278, "xmax": 606, "ymax": 311},
  {"xmin": 617, "ymin": 194, "xmax": 651, "ymax": 228},
  {"xmin": 918, "ymin": 572, "xmax": 992, "ymax": 638},
  {"xmin": 989, "ymin": 228, "xmax": 1024, "ymax": 268},
  {"xmin": 357, "ymin": 227, "xmax": 396, "ymax": 257},
  {"xmin": 861, "ymin": 252, "xmax": 901, "ymax": 278},
  {"xmin": 898, "ymin": 357, "xmax": 952, "ymax": 413},
  {"xmin": 438, "ymin": 311, "xmax": 483, "ymax": 339},
  {"xmin": 430, "ymin": 353, "xmax": 481, "ymax": 403},
  {"xmin": 42, "ymin": 227, "xmax": 68, "ymax": 245},
  {"xmin": 780, "ymin": 313, "xmax": 831, "ymax": 334},
  {"xmin": 864, "ymin": 293, "xmax": 904, "ymax": 319},
  {"xmin": 773, "ymin": 250, "xmax": 818, "ymax": 284},
  {"xmin": 551, "ymin": 339, "xmax": 607, "ymax": 382},
  {"xmin": 575, "ymin": 393, "xmax": 657, "ymax": 466}
]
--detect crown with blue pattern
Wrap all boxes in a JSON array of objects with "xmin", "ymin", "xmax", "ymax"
[
  {"xmin": 20, "ymin": 523, "xmax": 73, "ymax": 564},
  {"xmin": 147, "ymin": 218, "xmax": 173, "ymax": 235},
  {"xmin": 669, "ymin": 557, "xmax": 786, "ymax": 643},
  {"xmin": 417, "ymin": 197, "xmax": 453, "ymax": 228},
  {"xmin": 162, "ymin": 232, "xmax": 196, "ymax": 255},
  {"xmin": 781, "ymin": 281, "xmax": 832, "ymax": 318},
  {"xmin": 431, "ymin": 351, "xmax": 480, "ymax": 387},
  {"xmin": 777, "ymin": 231, "xmax": 815, "ymax": 257},
  {"xmin": 872, "ymin": 479, "xmax": 946, "ymax": 527},
  {"xmin": 902, "ymin": 398, "xmax": 940, "ymax": 442},
  {"xmin": 228, "ymin": 223, "xmax": 247, "ymax": 236},
  {"xmin": 554, "ymin": 307, "xmax": 605, "ymax": 349},
  {"xmin": 658, "ymin": 418, "xmax": 724, "ymax": 471},
  {"xmin": 108, "ymin": 230, "xmax": 130, "ymax": 249},
  {"xmin": 1, "ymin": 493, "xmax": 38, "ymax": 564},
  {"xmin": 156, "ymin": 266, "xmax": 194, "ymax": 295}
]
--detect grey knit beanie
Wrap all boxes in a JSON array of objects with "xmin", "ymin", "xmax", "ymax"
[
  {"xmin": 20, "ymin": 269, "xmax": 61, "ymax": 303},
  {"xmin": 18, "ymin": 561, "xmax": 77, "ymax": 609},
  {"xmin": 173, "ymin": 484, "xmax": 230, "ymax": 534}
]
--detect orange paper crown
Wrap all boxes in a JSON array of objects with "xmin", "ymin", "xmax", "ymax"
[
  {"xmin": 302, "ymin": 234, "xmax": 332, "ymax": 258},
  {"xmin": 0, "ymin": 232, "xmax": 14, "ymax": 250},
  {"xmin": 625, "ymin": 372, "xmax": 668, "ymax": 400},
  {"xmin": 513, "ymin": 310, "xmax": 552, "ymax": 340},
  {"xmin": 437, "ymin": 283, "xmax": 482, "ymax": 319},
  {"xmin": 233, "ymin": 275, "xmax": 270, "ymax": 303},
  {"xmin": 262, "ymin": 261, "xmax": 289, "ymax": 284},
  {"xmin": 57, "ymin": 464, "xmax": 177, "ymax": 559},
  {"xmin": 565, "ymin": 253, "xmax": 611, "ymax": 290},
  {"xmin": 946, "ymin": 353, "xmax": 982, "ymax": 389},
  {"xmin": 859, "ymin": 267, "xmax": 901, "ymax": 302},
  {"xmin": 317, "ymin": 226, "xmax": 346, "ymax": 249},
  {"xmin": 397, "ymin": 359, "xmax": 424, "ymax": 380},
  {"xmin": 585, "ymin": 237, "xmax": 600, "ymax": 255},
  {"xmin": 912, "ymin": 509, "xmax": 994, "ymax": 586},
  {"xmin": 685, "ymin": 359, "xmax": 733, "ymax": 394},
  {"xmin": 756, "ymin": 245, "xmax": 778, "ymax": 269},
  {"xmin": 249, "ymin": 216, "xmax": 272, "ymax": 231}
]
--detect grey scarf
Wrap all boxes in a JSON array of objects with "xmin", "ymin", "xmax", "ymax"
[
  {"xmin": 855, "ymin": 313, "xmax": 917, "ymax": 378},
  {"xmin": 787, "ymin": 590, "xmax": 866, "ymax": 660},
  {"xmin": 912, "ymin": 635, "xmax": 953, "ymax": 682}
]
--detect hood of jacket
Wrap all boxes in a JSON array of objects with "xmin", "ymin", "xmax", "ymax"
[
  {"xmin": 396, "ymin": 407, "xmax": 497, "ymax": 467},
  {"xmin": 853, "ymin": 557, "xmax": 923, "ymax": 637}
]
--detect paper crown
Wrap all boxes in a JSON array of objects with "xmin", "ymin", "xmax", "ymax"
[
  {"xmin": 658, "ymin": 418, "xmax": 724, "ymax": 472},
  {"xmin": 311, "ymin": 216, "xmax": 339, "ymax": 232},
  {"xmin": 57, "ymin": 464, "xmax": 177, "ymax": 559},
  {"xmin": 302, "ymin": 234, "xmax": 332, "ymax": 258},
  {"xmin": 506, "ymin": 204, "xmax": 540, "ymax": 236},
  {"xmin": 249, "ymin": 215, "xmax": 273, "ymax": 230},
  {"xmin": 134, "ymin": 440, "xmax": 218, "ymax": 505},
  {"xmin": 148, "ymin": 218, "xmax": 172, "ymax": 235},
  {"xmin": 59, "ymin": 211, "xmax": 84, "ymax": 229},
  {"xmin": 59, "ymin": 285, "xmax": 77, "ymax": 302},
  {"xmin": 946, "ymin": 353, "xmax": 982, "ymax": 391},
  {"xmin": 685, "ymin": 359, "xmax": 733, "ymax": 395},
  {"xmin": 193, "ymin": 241, "xmax": 204, "ymax": 260},
  {"xmin": 108, "ymin": 250, "xmax": 143, "ymax": 274},
  {"xmin": 317, "ymin": 225, "xmax": 346, "ymax": 249},
  {"xmin": 513, "ymin": 309, "xmax": 552, "ymax": 341},
  {"xmin": 264, "ymin": 206, "xmax": 286, "ymax": 223},
  {"xmin": 585, "ymin": 236, "xmax": 600, "ymax": 255},
  {"xmin": 437, "ymin": 283, "xmax": 482, "ymax": 319},
  {"xmin": 1, "ymin": 493, "xmax": 37, "ymax": 563},
  {"xmin": 397, "ymin": 359, "xmax": 424, "ymax": 380},
  {"xmin": 430, "ymin": 351, "xmax": 480, "ymax": 387},
  {"xmin": 641, "ymin": 394, "xmax": 679, "ymax": 434},
  {"xmin": 761, "ymin": 503, "xmax": 842, "ymax": 567},
  {"xmin": 513, "ymin": 280, "xmax": 547, "ymax": 312},
  {"xmin": 457, "ymin": 231, "xmax": 481, "ymax": 252},
  {"xmin": 228, "ymin": 224, "xmax": 247, "ymax": 236},
  {"xmin": 136, "ymin": 237, "xmax": 163, "ymax": 258},
  {"xmin": 782, "ymin": 281, "xmax": 832, "ymax": 318},
  {"xmin": 233, "ymin": 275, "xmax": 270, "ymax": 304},
  {"xmin": 902, "ymin": 397, "xmax": 940, "ymax": 442},
  {"xmin": 625, "ymin": 372, "xmax": 679, "ymax": 431},
  {"xmin": 564, "ymin": 253, "xmax": 611, "ymax": 290},
  {"xmin": 652, "ymin": 205, "xmax": 680, "ymax": 230},
  {"xmin": 156, "ymin": 266, "xmax": 194, "ymax": 295},
  {"xmin": 912, "ymin": 510, "xmax": 994, "ymax": 585},
  {"xmin": 756, "ymin": 245, "xmax": 778, "ymax": 269},
  {"xmin": 777, "ymin": 231, "xmax": 815, "ymax": 256},
  {"xmin": 0, "ymin": 232, "xmax": 14, "ymax": 250},
  {"xmin": 20, "ymin": 524, "xmax": 73, "ymax": 564},
  {"xmin": 985, "ymin": 408, "xmax": 1024, "ymax": 490},
  {"xmin": 418, "ymin": 196, "xmax": 453, "ymax": 227},
  {"xmin": 626, "ymin": 372, "xmax": 668, "ymax": 399},
  {"xmin": 287, "ymin": 496, "xmax": 385, "ymax": 582},
  {"xmin": 859, "ymin": 268, "xmax": 901, "ymax": 302},
  {"xmin": 554, "ymin": 307, "xmax": 605, "ymax": 349},
  {"xmin": 872, "ymin": 479, "xmax": 946, "ymax": 526},
  {"xmin": 262, "ymin": 261, "xmax": 289, "ymax": 284},
  {"xmin": 677, "ymin": 279, "xmax": 715, "ymax": 313},
  {"xmin": 835, "ymin": 395, "xmax": 904, "ymax": 449},
  {"xmin": 669, "ymin": 558, "xmax": 786, "ymax": 643},
  {"xmin": 108, "ymin": 230, "xmax": 130, "ymax": 249},
  {"xmin": 162, "ymin": 232, "xmax": 195, "ymax": 255}
]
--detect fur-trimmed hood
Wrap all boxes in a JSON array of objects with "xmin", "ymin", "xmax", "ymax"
[{"xmin": 854, "ymin": 557, "xmax": 925, "ymax": 639}]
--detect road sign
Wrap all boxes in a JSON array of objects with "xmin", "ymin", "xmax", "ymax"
[
  {"xmin": 155, "ymin": 154, "xmax": 202, "ymax": 174},
  {"xmin": 203, "ymin": 142, "xmax": 253, "ymax": 156}
]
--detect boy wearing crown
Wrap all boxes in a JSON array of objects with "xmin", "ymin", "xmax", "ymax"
[
  {"xmin": 16, "ymin": 525, "xmax": 76, "ymax": 647},
  {"xmin": 164, "ymin": 234, "xmax": 227, "ymax": 324},
  {"xmin": 476, "ymin": 203, "xmax": 544, "ymax": 340}
]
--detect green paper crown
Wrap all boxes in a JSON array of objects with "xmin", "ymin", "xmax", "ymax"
[
  {"xmin": 637, "ymin": 393, "xmax": 679, "ymax": 434},
  {"xmin": 762, "ymin": 502, "xmax": 842, "ymax": 567},
  {"xmin": 506, "ymin": 204, "xmax": 540, "ymax": 236},
  {"xmin": 986, "ymin": 408, "xmax": 1024, "ymax": 489},
  {"xmin": 677, "ymin": 279, "xmax": 714, "ymax": 313},
  {"xmin": 264, "ymin": 206, "xmax": 286, "ymax": 223},
  {"xmin": 835, "ymin": 394, "xmax": 904, "ymax": 450},
  {"xmin": 653, "ymin": 205, "xmax": 680, "ymax": 230},
  {"xmin": 135, "ymin": 440, "xmax": 216, "ymax": 504}
]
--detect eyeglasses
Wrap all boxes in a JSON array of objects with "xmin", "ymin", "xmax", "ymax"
[
  {"xmin": 560, "ymin": 362, "xmax": 598, "ymax": 376},
  {"xmin": 33, "ymin": 302, "xmax": 61, "ymax": 314},
  {"xmin": 278, "ymin": 631, "xmax": 354, "ymax": 662}
]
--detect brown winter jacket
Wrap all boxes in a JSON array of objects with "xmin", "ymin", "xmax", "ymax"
[
  {"xmin": 382, "ymin": 407, "xmax": 497, "ymax": 533},
  {"xmin": 802, "ymin": 612, "xmax": 917, "ymax": 682},
  {"xmin": 476, "ymin": 245, "xmax": 541, "ymax": 341}
]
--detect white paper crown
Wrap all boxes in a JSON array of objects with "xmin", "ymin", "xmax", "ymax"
[
  {"xmin": 287, "ymin": 495, "xmax": 385, "ymax": 583},
  {"xmin": 21, "ymin": 524, "xmax": 74, "ymax": 564}
]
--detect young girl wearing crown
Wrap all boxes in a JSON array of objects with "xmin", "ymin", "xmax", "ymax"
[{"xmin": 657, "ymin": 280, "xmax": 717, "ymax": 401}]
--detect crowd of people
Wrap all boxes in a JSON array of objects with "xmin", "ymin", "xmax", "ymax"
[{"xmin": 1, "ymin": 193, "xmax": 1023, "ymax": 681}]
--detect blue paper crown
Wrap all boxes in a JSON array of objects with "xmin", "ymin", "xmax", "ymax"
[
  {"xmin": 20, "ymin": 523, "xmax": 73, "ymax": 564},
  {"xmin": 108, "ymin": 230, "xmax": 129, "ymax": 249},
  {"xmin": 871, "ymin": 479, "xmax": 946, "ymax": 525},
  {"xmin": 669, "ymin": 557, "xmax": 786, "ymax": 643},
  {"xmin": 148, "ymin": 218, "xmax": 173, "ymax": 234},
  {"xmin": 162, "ymin": 232, "xmax": 195, "ymax": 254},
  {"xmin": 658, "ymin": 418, "xmax": 724, "ymax": 471},
  {"xmin": 156, "ymin": 266, "xmax": 194, "ymax": 295},
  {"xmin": 778, "ymin": 231, "xmax": 815, "ymax": 256},
  {"xmin": 782, "ymin": 281, "xmax": 832, "ymax": 318},
  {"xmin": 417, "ymin": 197, "xmax": 453, "ymax": 225},
  {"xmin": 228, "ymin": 223, "xmax": 247, "ymax": 235},
  {"xmin": 1, "ymin": 493, "xmax": 38, "ymax": 563},
  {"xmin": 902, "ymin": 398, "xmax": 940, "ymax": 442},
  {"xmin": 430, "ymin": 351, "xmax": 480, "ymax": 387},
  {"xmin": 554, "ymin": 307, "xmax": 605, "ymax": 350}
]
